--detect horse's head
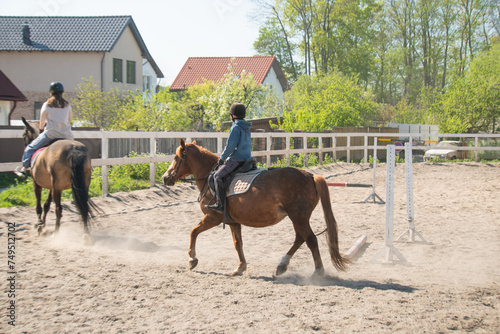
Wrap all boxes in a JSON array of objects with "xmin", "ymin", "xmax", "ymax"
[
  {"xmin": 21, "ymin": 117, "xmax": 40, "ymax": 147},
  {"xmin": 162, "ymin": 139, "xmax": 195, "ymax": 186}
]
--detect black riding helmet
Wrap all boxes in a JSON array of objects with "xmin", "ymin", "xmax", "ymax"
[
  {"xmin": 228, "ymin": 102, "xmax": 246, "ymax": 119},
  {"xmin": 49, "ymin": 81, "xmax": 64, "ymax": 93}
]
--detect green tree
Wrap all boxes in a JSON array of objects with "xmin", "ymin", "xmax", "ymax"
[
  {"xmin": 72, "ymin": 77, "xmax": 125, "ymax": 129},
  {"xmin": 438, "ymin": 43, "xmax": 500, "ymax": 133},
  {"xmin": 196, "ymin": 61, "xmax": 283, "ymax": 128},
  {"xmin": 281, "ymin": 71, "xmax": 377, "ymax": 132}
]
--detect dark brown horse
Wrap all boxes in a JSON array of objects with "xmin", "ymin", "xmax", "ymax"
[
  {"xmin": 21, "ymin": 117, "xmax": 93, "ymax": 241},
  {"xmin": 162, "ymin": 139, "xmax": 349, "ymax": 276}
]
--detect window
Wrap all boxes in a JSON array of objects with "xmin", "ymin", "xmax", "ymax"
[
  {"xmin": 143, "ymin": 75, "xmax": 151, "ymax": 92},
  {"xmin": 113, "ymin": 58, "xmax": 123, "ymax": 82},
  {"xmin": 127, "ymin": 60, "xmax": 136, "ymax": 84}
]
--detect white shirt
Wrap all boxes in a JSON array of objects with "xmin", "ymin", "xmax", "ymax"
[{"xmin": 40, "ymin": 102, "xmax": 74, "ymax": 140}]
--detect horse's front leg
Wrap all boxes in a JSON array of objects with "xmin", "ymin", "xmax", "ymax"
[
  {"xmin": 229, "ymin": 223, "xmax": 247, "ymax": 276},
  {"xmin": 188, "ymin": 213, "xmax": 221, "ymax": 270}
]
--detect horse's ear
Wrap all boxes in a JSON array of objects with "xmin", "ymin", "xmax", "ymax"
[
  {"xmin": 22, "ymin": 117, "xmax": 35, "ymax": 133},
  {"xmin": 192, "ymin": 140, "xmax": 197, "ymax": 145},
  {"xmin": 180, "ymin": 138, "xmax": 186, "ymax": 149}
]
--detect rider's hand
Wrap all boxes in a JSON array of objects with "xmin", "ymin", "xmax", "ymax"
[{"xmin": 218, "ymin": 158, "xmax": 224, "ymax": 166}]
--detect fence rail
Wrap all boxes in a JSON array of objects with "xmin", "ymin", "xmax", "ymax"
[{"xmin": 1, "ymin": 129, "xmax": 499, "ymax": 196}]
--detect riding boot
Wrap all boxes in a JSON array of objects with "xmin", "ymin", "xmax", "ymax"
[{"xmin": 207, "ymin": 179, "xmax": 225, "ymax": 213}]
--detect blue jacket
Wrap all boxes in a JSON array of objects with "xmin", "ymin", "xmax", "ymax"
[{"xmin": 220, "ymin": 120, "xmax": 252, "ymax": 162}]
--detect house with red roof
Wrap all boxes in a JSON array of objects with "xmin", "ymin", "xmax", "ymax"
[{"xmin": 170, "ymin": 56, "xmax": 290, "ymax": 98}]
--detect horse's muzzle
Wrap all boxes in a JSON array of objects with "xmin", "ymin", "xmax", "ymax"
[{"xmin": 162, "ymin": 173, "xmax": 175, "ymax": 186}]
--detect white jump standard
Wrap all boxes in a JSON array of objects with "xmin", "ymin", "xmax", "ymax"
[
  {"xmin": 397, "ymin": 142, "xmax": 427, "ymax": 243},
  {"xmin": 370, "ymin": 145, "xmax": 407, "ymax": 264}
]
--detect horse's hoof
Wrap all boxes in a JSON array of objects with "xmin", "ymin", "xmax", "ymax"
[
  {"xmin": 189, "ymin": 257, "xmax": 198, "ymax": 270},
  {"xmin": 40, "ymin": 230, "xmax": 53, "ymax": 238},
  {"xmin": 276, "ymin": 264, "xmax": 288, "ymax": 276},
  {"xmin": 312, "ymin": 268, "xmax": 325, "ymax": 278},
  {"xmin": 83, "ymin": 234, "xmax": 93, "ymax": 246}
]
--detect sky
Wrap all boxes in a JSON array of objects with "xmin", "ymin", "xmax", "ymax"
[{"xmin": 1, "ymin": 0, "xmax": 262, "ymax": 85}]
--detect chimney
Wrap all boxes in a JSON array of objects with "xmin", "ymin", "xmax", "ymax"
[{"xmin": 22, "ymin": 22, "xmax": 32, "ymax": 45}]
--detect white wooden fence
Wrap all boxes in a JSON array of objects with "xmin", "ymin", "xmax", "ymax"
[{"xmin": 1, "ymin": 129, "xmax": 499, "ymax": 196}]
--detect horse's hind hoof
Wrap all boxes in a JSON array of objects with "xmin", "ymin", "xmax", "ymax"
[
  {"xmin": 189, "ymin": 257, "xmax": 198, "ymax": 270},
  {"xmin": 40, "ymin": 230, "xmax": 53, "ymax": 238},
  {"xmin": 276, "ymin": 264, "xmax": 288, "ymax": 276}
]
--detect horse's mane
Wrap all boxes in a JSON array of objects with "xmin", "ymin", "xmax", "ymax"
[{"xmin": 187, "ymin": 142, "xmax": 218, "ymax": 161}]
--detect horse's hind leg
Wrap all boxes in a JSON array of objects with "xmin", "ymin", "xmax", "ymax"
[
  {"xmin": 52, "ymin": 190, "xmax": 63, "ymax": 233},
  {"xmin": 34, "ymin": 184, "xmax": 45, "ymax": 235},
  {"xmin": 42, "ymin": 191, "xmax": 52, "ymax": 226},
  {"xmin": 291, "ymin": 217, "xmax": 325, "ymax": 277},
  {"xmin": 276, "ymin": 232, "xmax": 305, "ymax": 276},
  {"xmin": 229, "ymin": 223, "xmax": 247, "ymax": 276}
]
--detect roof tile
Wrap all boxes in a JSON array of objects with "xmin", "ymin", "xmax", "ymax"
[
  {"xmin": 0, "ymin": 16, "xmax": 131, "ymax": 52},
  {"xmin": 170, "ymin": 56, "xmax": 278, "ymax": 91}
]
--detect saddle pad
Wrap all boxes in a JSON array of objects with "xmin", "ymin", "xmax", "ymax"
[
  {"xmin": 30, "ymin": 147, "xmax": 47, "ymax": 169},
  {"xmin": 227, "ymin": 169, "xmax": 265, "ymax": 197}
]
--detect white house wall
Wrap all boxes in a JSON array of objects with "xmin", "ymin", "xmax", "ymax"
[
  {"xmin": 262, "ymin": 67, "xmax": 284, "ymax": 99},
  {"xmin": 105, "ymin": 26, "xmax": 143, "ymax": 92},
  {"xmin": 0, "ymin": 101, "xmax": 9, "ymax": 125},
  {"xmin": 0, "ymin": 51, "xmax": 102, "ymax": 93}
]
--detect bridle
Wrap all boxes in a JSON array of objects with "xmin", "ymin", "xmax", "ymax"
[
  {"xmin": 168, "ymin": 147, "xmax": 218, "ymax": 203},
  {"xmin": 170, "ymin": 148, "xmax": 213, "ymax": 183}
]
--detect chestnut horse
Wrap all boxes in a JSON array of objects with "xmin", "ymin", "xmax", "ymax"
[
  {"xmin": 21, "ymin": 117, "xmax": 93, "ymax": 240},
  {"xmin": 162, "ymin": 139, "xmax": 349, "ymax": 276}
]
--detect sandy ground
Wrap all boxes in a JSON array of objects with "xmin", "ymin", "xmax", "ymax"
[{"xmin": 1, "ymin": 162, "xmax": 499, "ymax": 333}]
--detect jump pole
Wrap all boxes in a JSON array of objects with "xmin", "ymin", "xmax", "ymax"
[
  {"xmin": 370, "ymin": 145, "xmax": 407, "ymax": 264},
  {"xmin": 397, "ymin": 142, "xmax": 427, "ymax": 243},
  {"xmin": 327, "ymin": 182, "xmax": 372, "ymax": 188},
  {"xmin": 345, "ymin": 235, "xmax": 368, "ymax": 260},
  {"xmin": 364, "ymin": 136, "xmax": 385, "ymax": 204}
]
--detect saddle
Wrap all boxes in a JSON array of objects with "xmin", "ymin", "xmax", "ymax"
[
  {"xmin": 207, "ymin": 158, "xmax": 266, "ymax": 228},
  {"xmin": 207, "ymin": 157, "xmax": 264, "ymax": 198},
  {"xmin": 29, "ymin": 138, "xmax": 63, "ymax": 169},
  {"xmin": 30, "ymin": 147, "xmax": 47, "ymax": 169}
]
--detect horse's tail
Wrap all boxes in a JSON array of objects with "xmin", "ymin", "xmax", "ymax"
[
  {"xmin": 70, "ymin": 147, "xmax": 93, "ymax": 232},
  {"xmin": 313, "ymin": 175, "xmax": 350, "ymax": 271}
]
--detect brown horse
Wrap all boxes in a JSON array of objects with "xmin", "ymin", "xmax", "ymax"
[
  {"xmin": 21, "ymin": 117, "xmax": 93, "ymax": 240},
  {"xmin": 162, "ymin": 139, "xmax": 349, "ymax": 276}
]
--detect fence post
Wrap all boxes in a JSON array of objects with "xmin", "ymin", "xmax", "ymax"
[
  {"xmin": 475, "ymin": 136, "xmax": 479, "ymax": 162},
  {"xmin": 149, "ymin": 136, "xmax": 156, "ymax": 187},
  {"xmin": 286, "ymin": 135, "xmax": 291, "ymax": 167},
  {"xmin": 266, "ymin": 134, "xmax": 272, "ymax": 167},
  {"xmin": 319, "ymin": 135, "xmax": 323, "ymax": 165},
  {"xmin": 347, "ymin": 135, "xmax": 351, "ymax": 163},
  {"xmin": 101, "ymin": 137, "xmax": 109, "ymax": 197},
  {"xmin": 364, "ymin": 135, "xmax": 368, "ymax": 163}
]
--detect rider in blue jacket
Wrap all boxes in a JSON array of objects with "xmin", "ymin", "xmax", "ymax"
[{"xmin": 207, "ymin": 102, "xmax": 252, "ymax": 213}]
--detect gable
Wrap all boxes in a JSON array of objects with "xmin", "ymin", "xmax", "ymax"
[{"xmin": 0, "ymin": 70, "xmax": 27, "ymax": 101}]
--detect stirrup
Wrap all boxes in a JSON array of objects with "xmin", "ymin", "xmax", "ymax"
[
  {"xmin": 206, "ymin": 203, "xmax": 224, "ymax": 214},
  {"xmin": 14, "ymin": 166, "xmax": 27, "ymax": 178}
]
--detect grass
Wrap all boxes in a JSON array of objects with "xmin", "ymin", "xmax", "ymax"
[{"xmin": 0, "ymin": 152, "xmax": 171, "ymax": 208}]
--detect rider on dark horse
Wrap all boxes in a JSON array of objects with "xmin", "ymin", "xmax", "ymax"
[
  {"xmin": 15, "ymin": 82, "xmax": 74, "ymax": 178},
  {"xmin": 206, "ymin": 102, "xmax": 252, "ymax": 213}
]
